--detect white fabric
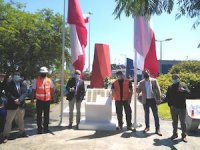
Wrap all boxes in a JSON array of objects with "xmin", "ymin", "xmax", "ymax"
[
  {"xmin": 134, "ymin": 16, "xmax": 153, "ymax": 70},
  {"xmin": 15, "ymin": 82, "xmax": 20, "ymax": 93},
  {"xmin": 69, "ymin": 25, "xmax": 83, "ymax": 64},
  {"xmin": 145, "ymin": 79, "xmax": 153, "ymax": 99}
]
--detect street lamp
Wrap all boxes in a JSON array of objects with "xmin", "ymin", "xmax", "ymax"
[
  {"xmin": 155, "ymin": 38, "xmax": 172, "ymax": 60},
  {"xmin": 88, "ymin": 12, "xmax": 93, "ymax": 72}
]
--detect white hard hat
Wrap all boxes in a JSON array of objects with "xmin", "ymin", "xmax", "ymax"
[{"xmin": 39, "ymin": 66, "xmax": 48, "ymax": 73}]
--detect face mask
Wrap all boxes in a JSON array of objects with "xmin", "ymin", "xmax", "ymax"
[
  {"xmin": 172, "ymin": 79, "xmax": 180, "ymax": 84},
  {"xmin": 40, "ymin": 73, "xmax": 47, "ymax": 78},
  {"xmin": 75, "ymin": 74, "xmax": 80, "ymax": 80},
  {"xmin": 13, "ymin": 75, "xmax": 21, "ymax": 82},
  {"xmin": 143, "ymin": 73, "xmax": 149, "ymax": 79}
]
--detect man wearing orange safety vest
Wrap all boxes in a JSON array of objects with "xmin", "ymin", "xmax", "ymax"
[
  {"xmin": 32, "ymin": 66, "xmax": 54, "ymax": 134},
  {"xmin": 112, "ymin": 71, "xmax": 133, "ymax": 130}
]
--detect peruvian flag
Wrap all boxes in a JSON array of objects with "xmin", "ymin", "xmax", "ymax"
[
  {"xmin": 67, "ymin": 0, "xmax": 87, "ymax": 72},
  {"xmin": 134, "ymin": 16, "xmax": 159, "ymax": 77}
]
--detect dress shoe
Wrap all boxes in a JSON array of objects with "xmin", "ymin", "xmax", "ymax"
[
  {"xmin": 44, "ymin": 129, "xmax": 51, "ymax": 133},
  {"xmin": 155, "ymin": 130, "xmax": 162, "ymax": 136},
  {"xmin": 68, "ymin": 123, "xmax": 72, "ymax": 129},
  {"xmin": 37, "ymin": 130, "xmax": 42, "ymax": 134},
  {"xmin": 3, "ymin": 137, "xmax": 8, "ymax": 143},
  {"xmin": 170, "ymin": 133, "xmax": 178, "ymax": 140},
  {"xmin": 37, "ymin": 127, "xmax": 43, "ymax": 134},
  {"xmin": 143, "ymin": 128, "xmax": 150, "ymax": 133},
  {"xmin": 116, "ymin": 125, "xmax": 123, "ymax": 131},
  {"xmin": 127, "ymin": 126, "xmax": 134, "ymax": 131},
  {"xmin": 182, "ymin": 136, "xmax": 188, "ymax": 143},
  {"xmin": 75, "ymin": 124, "xmax": 79, "ymax": 130}
]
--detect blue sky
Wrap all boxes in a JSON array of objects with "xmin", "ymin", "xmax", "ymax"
[{"xmin": 6, "ymin": 0, "xmax": 200, "ymax": 70}]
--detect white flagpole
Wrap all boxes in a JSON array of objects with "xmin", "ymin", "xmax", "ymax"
[
  {"xmin": 133, "ymin": 18, "xmax": 141, "ymax": 130},
  {"xmin": 59, "ymin": 0, "xmax": 66, "ymax": 126},
  {"xmin": 133, "ymin": 46, "xmax": 138, "ymax": 129}
]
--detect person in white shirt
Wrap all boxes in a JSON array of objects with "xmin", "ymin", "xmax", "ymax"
[{"xmin": 136, "ymin": 69, "xmax": 162, "ymax": 136}]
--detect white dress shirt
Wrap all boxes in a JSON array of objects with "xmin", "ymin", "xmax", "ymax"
[{"xmin": 145, "ymin": 79, "xmax": 153, "ymax": 99}]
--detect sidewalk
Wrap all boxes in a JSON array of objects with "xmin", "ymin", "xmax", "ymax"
[{"xmin": 1, "ymin": 99, "xmax": 200, "ymax": 150}]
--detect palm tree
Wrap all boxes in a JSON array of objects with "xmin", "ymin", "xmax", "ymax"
[
  {"xmin": 113, "ymin": 0, "xmax": 200, "ymax": 46},
  {"xmin": 113, "ymin": 0, "xmax": 174, "ymax": 19},
  {"xmin": 113, "ymin": 0, "xmax": 200, "ymax": 27}
]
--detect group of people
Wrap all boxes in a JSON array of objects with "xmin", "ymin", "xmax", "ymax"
[
  {"xmin": 0, "ymin": 66, "xmax": 55, "ymax": 143},
  {"xmin": 112, "ymin": 70, "xmax": 189, "ymax": 143},
  {"xmin": 0, "ymin": 67, "xmax": 190, "ymax": 144}
]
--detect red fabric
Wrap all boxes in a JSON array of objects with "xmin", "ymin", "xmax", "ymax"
[
  {"xmin": 90, "ymin": 44, "xmax": 112, "ymax": 88},
  {"xmin": 67, "ymin": 0, "xmax": 85, "ymax": 27},
  {"xmin": 134, "ymin": 16, "xmax": 158, "ymax": 77},
  {"xmin": 67, "ymin": 0, "xmax": 87, "ymax": 72},
  {"xmin": 144, "ymin": 33, "xmax": 159, "ymax": 77}
]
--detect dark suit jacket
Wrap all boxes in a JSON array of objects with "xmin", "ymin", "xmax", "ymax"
[
  {"xmin": 5, "ymin": 80, "xmax": 28, "ymax": 110},
  {"xmin": 66, "ymin": 77, "xmax": 85, "ymax": 101}
]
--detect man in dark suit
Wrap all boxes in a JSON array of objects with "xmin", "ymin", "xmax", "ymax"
[
  {"xmin": 0, "ymin": 73, "xmax": 8, "ymax": 143},
  {"xmin": 66, "ymin": 70, "xmax": 85, "ymax": 129},
  {"xmin": 3, "ymin": 70, "xmax": 28, "ymax": 143}
]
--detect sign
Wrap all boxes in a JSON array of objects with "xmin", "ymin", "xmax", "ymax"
[{"xmin": 186, "ymin": 100, "xmax": 200, "ymax": 119}]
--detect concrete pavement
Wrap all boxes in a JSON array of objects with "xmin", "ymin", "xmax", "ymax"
[{"xmin": 1, "ymin": 99, "xmax": 200, "ymax": 150}]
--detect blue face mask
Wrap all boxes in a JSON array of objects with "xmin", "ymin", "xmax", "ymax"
[
  {"xmin": 13, "ymin": 75, "xmax": 21, "ymax": 82},
  {"xmin": 75, "ymin": 74, "xmax": 80, "ymax": 80},
  {"xmin": 172, "ymin": 79, "xmax": 179, "ymax": 84}
]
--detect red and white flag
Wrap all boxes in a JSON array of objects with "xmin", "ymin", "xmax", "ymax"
[
  {"xmin": 67, "ymin": 0, "xmax": 87, "ymax": 72},
  {"xmin": 134, "ymin": 16, "xmax": 159, "ymax": 77}
]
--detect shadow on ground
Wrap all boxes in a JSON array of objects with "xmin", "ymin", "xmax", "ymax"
[
  {"xmin": 66, "ymin": 130, "xmax": 123, "ymax": 141},
  {"xmin": 121, "ymin": 130, "xmax": 155, "ymax": 138},
  {"xmin": 153, "ymin": 138, "xmax": 181, "ymax": 150}
]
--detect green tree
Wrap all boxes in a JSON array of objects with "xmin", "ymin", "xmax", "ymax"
[
  {"xmin": 157, "ymin": 61, "xmax": 200, "ymax": 99},
  {"xmin": 113, "ymin": 0, "xmax": 200, "ymax": 27},
  {"xmin": 0, "ymin": 0, "xmax": 71, "ymax": 78}
]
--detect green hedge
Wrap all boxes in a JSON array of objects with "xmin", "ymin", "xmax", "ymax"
[{"xmin": 157, "ymin": 61, "xmax": 200, "ymax": 99}]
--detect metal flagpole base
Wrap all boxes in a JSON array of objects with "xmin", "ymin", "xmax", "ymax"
[{"xmin": 133, "ymin": 122, "xmax": 142, "ymax": 130}]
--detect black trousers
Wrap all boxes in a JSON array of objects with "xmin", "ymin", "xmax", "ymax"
[
  {"xmin": 115, "ymin": 100, "xmax": 132, "ymax": 127},
  {"xmin": 36, "ymin": 100, "xmax": 50, "ymax": 131},
  {"xmin": 0, "ymin": 108, "xmax": 7, "ymax": 133}
]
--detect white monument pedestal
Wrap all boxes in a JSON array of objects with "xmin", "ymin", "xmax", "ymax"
[
  {"xmin": 79, "ymin": 89, "xmax": 116, "ymax": 131},
  {"xmin": 186, "ymin": 99, "xmax": 200, "ymax": 131}
]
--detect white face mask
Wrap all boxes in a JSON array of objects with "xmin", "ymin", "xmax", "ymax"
[
  {"xmin": 13, "ymin": 75, "xmax": 21, "ymax": 82},
  {"xmin": 172, "ymin": 79, "xmax": 180, "ymax": 84}
]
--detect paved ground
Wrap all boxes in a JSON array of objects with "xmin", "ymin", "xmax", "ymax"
[{"xmin": 1, "ymin": 98, "xmax": 200, "ymax": 150}]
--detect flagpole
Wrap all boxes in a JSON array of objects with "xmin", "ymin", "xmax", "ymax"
[
  {"xmin": 59, "ymin": 0, "xmax": 66, "ymax": 126},
  {"xmin": 133, "ymin": 19, "xmax": 141, "ymax": 130},
  {"xmin": 133, "ymin": 47, "xmax": 138, "ymax": 129},
  {"xmin": 88, "ymin": 12, "xmax": 92, "ymax": 72}
]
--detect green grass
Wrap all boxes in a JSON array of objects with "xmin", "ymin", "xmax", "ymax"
[{"xmin": 158, "ymin": 102, "xmax": 172, "ymax": 120}]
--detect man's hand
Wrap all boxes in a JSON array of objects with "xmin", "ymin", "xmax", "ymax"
[
  {"xmin": 156, "ymin": 99, "xmax": 162, "ymax": 105},
  {"xmin": 70, "ymin": 87, "xmax": 75, "ymax": 92},
  {"xmin": 31, "ymin": 99, "xmax": 35, "ymax": 103},
  {"xmin": 14, "ymin": 99, "xmax": 20, "ymax": 105}
]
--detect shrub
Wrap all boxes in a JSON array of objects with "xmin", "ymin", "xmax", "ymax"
[{"xmin": 157, "ymin": 61, "xmax": 200, "ymax": 99}]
